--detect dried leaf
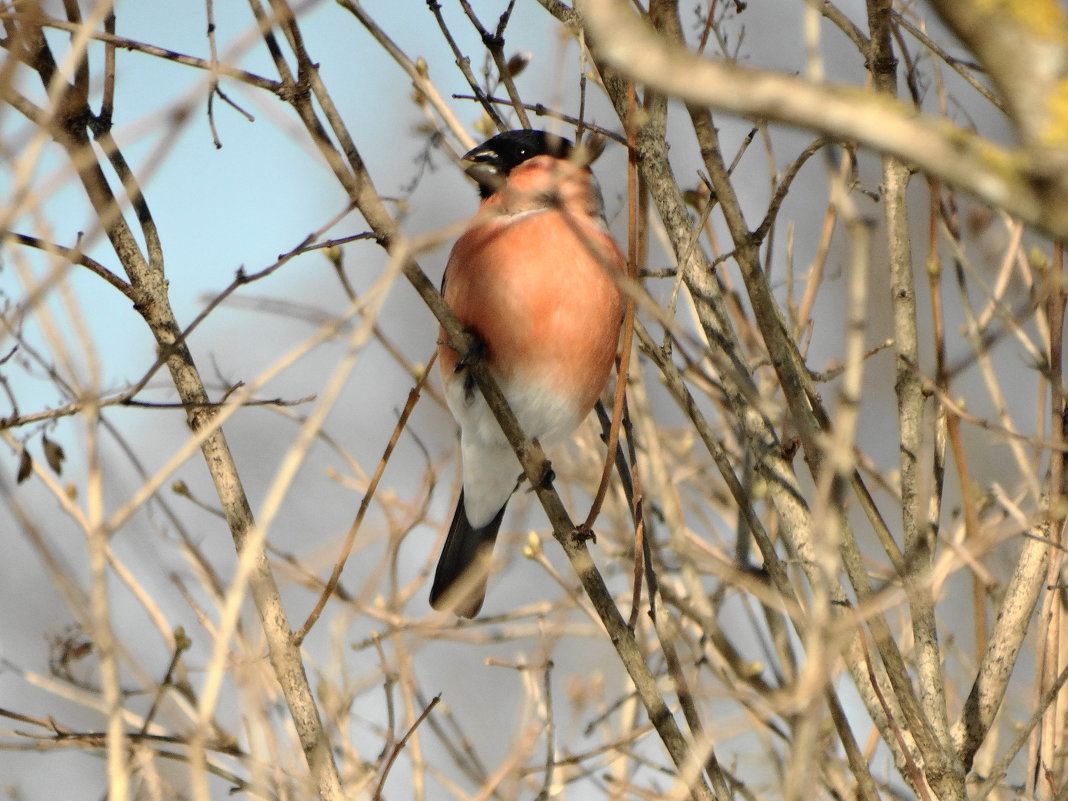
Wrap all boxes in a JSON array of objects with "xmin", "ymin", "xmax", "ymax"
[
  {"xmin": 42, "ymin": 434, "xmax": 65, "ymax": 475},
  {"xmin": 16, "ymin": 448, "xmax": 32, "ymax": 484}
]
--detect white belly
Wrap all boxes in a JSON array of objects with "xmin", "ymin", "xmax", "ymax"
[{"xmin": 444, "ymin": 372, "xmax": 583, "ymax": 528}]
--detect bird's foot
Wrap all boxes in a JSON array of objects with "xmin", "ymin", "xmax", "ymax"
[
  {"xmin": 570, "ymin": 524, "xmax": 597, "ymax": 545},
  {"xmin": 525, "ymin": 459, "xmax": 555, "ymax": 492},
  {"xmin": 454, "ymin": 330, "xmax": 487, "ymax": 373}
]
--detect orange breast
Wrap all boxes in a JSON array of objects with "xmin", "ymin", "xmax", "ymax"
[{"xmin": 439, "ymin": 208, "xmax": 624, "ymax": 424}]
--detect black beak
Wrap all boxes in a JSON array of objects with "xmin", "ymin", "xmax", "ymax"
[
  {"xmin": 462, "ymin": 146, "xmax": 506, "ymax": 198},
  {"xmin": 460, "ymin": 131, "xmax": 574, "ymax": 198}
]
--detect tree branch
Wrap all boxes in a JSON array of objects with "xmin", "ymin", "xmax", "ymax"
[{"xmin": 576, "ymin": 0, "xmax": 1068, "ymax": 241}]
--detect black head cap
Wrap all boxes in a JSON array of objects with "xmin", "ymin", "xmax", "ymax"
[{"xmin": 463, "ymin": 130, "xmax": 573, "ymax": 198}]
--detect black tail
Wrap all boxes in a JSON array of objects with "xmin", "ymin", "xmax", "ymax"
[{"xmin": 429, "ymin": 490, "xmax": 507, "ymax": 618}]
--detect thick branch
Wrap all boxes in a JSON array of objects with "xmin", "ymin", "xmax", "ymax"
[
  {"xmin": 576, "ymin": 0, "xmax": 1068, "ymax": 241},
  {"xmin": 865, "ymin": 2, "xmax": 957, "ymax": 796},
  {"xmin": 952, "ymin": 528, "xmax": 1051, "ymax": 768},
  {"xmin": 927, "ymin": 0, "xmax": 1068, "ymax": 148}
]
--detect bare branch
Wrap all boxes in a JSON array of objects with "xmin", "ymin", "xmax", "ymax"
[{"xmin": 577, "ymin": 0, "xmax": 1068, "ymax": 240}]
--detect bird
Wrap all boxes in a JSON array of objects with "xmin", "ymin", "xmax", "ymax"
[{"xmin": 429, "ymin": 129, "xmax": 625, "ymax": 618}]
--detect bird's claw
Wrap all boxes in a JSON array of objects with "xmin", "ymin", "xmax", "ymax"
[
  {"xmin": 570, "ymin": 525, "xmax": 596, "ymax": 545},
  {"xmin": 525, "ymin": 459, "xmax": 555, "ymax": 492},
  {"xmin": 454, "ymin": 330, "xmax": 487, "ymax": 373}
]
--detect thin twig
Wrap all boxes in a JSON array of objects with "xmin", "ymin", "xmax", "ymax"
[
  {"xmin": 0, "ymin": 10, "xmax": 285, "ymax": 92},
  {"xmin": 458, "ymin": 0, "xmax": 531, "ymax": 129},
  {"xmin": 452, "ymin": 95, "xmax": 626, "ymax": 142},
  {"xmin": 426, "ymin": 0, "xmax": 506, "ymax": 131},
  {"xmin": 4, "ymin": 231, "xmax": 133, "ymax": 297},
  {"xmin": 294, "ymin": 354, "xmax": 435, "ymax": 643}
]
